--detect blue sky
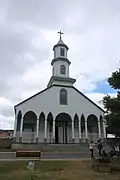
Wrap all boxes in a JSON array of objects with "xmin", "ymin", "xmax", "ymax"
[{"xmin": 94, "ymin": 80, "xmax": 116, "ymax": 94}]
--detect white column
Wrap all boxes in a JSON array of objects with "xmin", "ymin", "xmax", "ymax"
[
  {"xmin": 85, "ymin": 120, "xmax": 88, "ymax": 139},
  {"xmin": 20, "ymin": 118, "xmax": 23, "ymax": 141},
  {"xmin": 98, "ymin": 120, "xmax": 101, "ymax": 139},
  {"xmin": 44, "ymin": 119, "xmax": 47, "ymax": 140},
  {"xmin": 103, "ymin": 120, "xmax": 106, "ymax": 138},
  {"xmin": 72, "ymin": 120, "xmax": 74, "ymax": 141},
  {"xmin": 36, "ymin": 119, "xmax": 39, "ymax": 141},
  {"xmin": 53, "ymin": 120, "xmax": 55, "ymax": 142},
  {"xmin": 78, "ymin": 120, "xmax": 81, "ymax": 140},
  {"xmin": 13, "ymin": 116, "xmax": 17, "ymax": 138}
]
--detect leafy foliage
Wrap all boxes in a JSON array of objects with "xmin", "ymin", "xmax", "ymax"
[
  {"xmin": 108, "ymin": 70, "xmax": 120, "ymax": 89},
  {"xmin": 103, "ymin": 70, "xmax": 120, "ymax": 137}
]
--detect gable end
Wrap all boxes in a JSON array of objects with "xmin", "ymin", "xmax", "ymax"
[{"xmin": 14, "ymin": 84, "xmax": 105, "ymax": 113}]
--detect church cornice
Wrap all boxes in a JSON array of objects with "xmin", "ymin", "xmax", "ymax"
[
  {"xmin": 47, "ymin": 76, "xmax": 76, "ymax": 87},
  {"xmin": 53, "ymin": 44, "xmax": 69, "ymax": 51},
  {"xmin": 51, "ymin": 57, "xmax": 71, "ymax": 66},
  {"xmin": 14, "ymin": 84, "xmax": 105, "ymax": 113}
]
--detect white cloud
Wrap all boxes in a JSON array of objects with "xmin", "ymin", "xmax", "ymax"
[
  {"xmin": 0, "ymin": 0, "xmax": 120, "ymax": 129},
  {"xmin": 0, "ymin": 114, "xmax": 14, "ymax": 130},
  {"xmin": 85, "ymin": 92, "xmax": 117, "ymax": 110}
]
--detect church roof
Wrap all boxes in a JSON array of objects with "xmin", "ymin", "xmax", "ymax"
[
  {"xmin": 56, "ymin": 38, "xmax": 65, "ymax": 45},
  {"xmin": 53, "ymin": 38, "xmax": 69, "ymax": 51},
  {"xmin": 14, "ymin": 84, "xmax": 105, "ymax": 113}
]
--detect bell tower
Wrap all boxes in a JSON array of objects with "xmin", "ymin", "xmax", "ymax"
[{"xmin": 47, "ymin": 31, "xmax": 76, "ymax": 87}]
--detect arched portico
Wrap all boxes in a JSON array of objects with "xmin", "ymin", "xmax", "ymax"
[
  {"xmin": 47, "ymin": 112, "xmax": 53, "ymax": 143},
  {"xmin": 99, "ymin": 115, "xmax": 106, "ymax": 139},
  {"xmin": 16, "ymin": 111, "xmax": 22, "ymax": 132},
  {"xmin": 55, "ymin": 113, "xmax": 72, "ymax": 144},
  {"xmin": 13, "ymin": 110, "xmax": 22, "ymax": 143},
  {"xmin": 14, "ymin": 110, "xmax": 106, "ymax": 144},
  {"xmin": 22, "ymin": 111, "xmax": 37, "ymax": 143},
  {"xmin": 81, "ymin": 114, "xmax": 86, "ymax": 142},
  {"xmin": 100, "ymin": 115, "xmax": 103, "ymax": 133},
  {"xmin": 87, "ymin": 114, "xmax": 98, "ymax": 141},
  {"xmin": 74, "ymin": 114, "xmax": 79, "ymax": 143},
  {"xmin": 38, "ymin": 112, "xmax": 45, "ymax": 143}
]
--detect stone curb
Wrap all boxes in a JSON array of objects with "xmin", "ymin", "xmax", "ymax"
[
  {"xmin": 0, "ymin": 158, "xmax": 90, "ymax": 161},
  {"xmin": 42, "ymin": 151, "xmax": 89, "ymax": 154}
]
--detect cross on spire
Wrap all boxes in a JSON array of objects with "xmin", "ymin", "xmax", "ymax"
[{"xmin": 57, "ymin": 30, "xmax": 64, "ymax": 39}]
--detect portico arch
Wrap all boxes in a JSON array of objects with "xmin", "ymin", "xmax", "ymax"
[
  {"xmin": 16, "ymin": 110, "xmax": 22, "ymax": 131},
  {"xmin": 87, "ymin": 114, "xmax": 98, "ymax": 141},
  {"xmin": 55, "ymin": 112, "xmax": 72, "ymax": 144},
  {"xmin": 81, "ymin": 114, "xmax": 85, "ymax": 141},
  {"xmin": 100, "ymin": 115, "xmax": 103, "ymax": 138},
  {"xmin": 39, "ymin": 112, "xmax": 45, "ymax": 143},
  {"xmin": 74, "ymin": 114, "xmax": 79, "ymax": 143},
  {"xmin": 23, "ymin": 111, "xmax": 37, "ymax": 143},
  {"xmin": 15, "ymin": 110, "xmax": 22, "ymax": 142},
  {"xmin": 47, "ymin": 112, "xmax": 53, "ymax": 143}
]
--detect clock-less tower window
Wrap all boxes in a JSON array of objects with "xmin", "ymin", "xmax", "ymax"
[
  {"xmin": 60, "ymin": 65, "xmax": 66, "ymax": 74},
  {"xmin": 60, "ymin": 48, "xmax": 65, "ymax": 56}
]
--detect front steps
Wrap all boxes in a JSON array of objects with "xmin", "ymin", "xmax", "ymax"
[{"xmin": 12, "ymin": 143, "xmax": 89, "ymax": 153}]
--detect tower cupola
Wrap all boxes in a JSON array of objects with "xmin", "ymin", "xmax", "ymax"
[
  {"xmin": 53, "ymin": 31, "xmax": 69, "ymax": 59},
  {"xmin": 47, "ymin": 31, "xmax": 76, "ymax": 87}
]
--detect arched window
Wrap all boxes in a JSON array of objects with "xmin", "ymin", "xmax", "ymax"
[
  {"xmin": 60, "ymin": 89, "xmax": 68, "ymax": 105},
  {"xmin": 60, "ymin": 65, "xmax": 66, "ymax": 74},
  {"xmin": 60, "ymin": 48, "xmax": 65, "ymax": 56}
]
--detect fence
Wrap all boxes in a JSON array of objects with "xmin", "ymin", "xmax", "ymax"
[{"xmin": 0, "ymin": 138, "xmax": 12, "ymax": 149}]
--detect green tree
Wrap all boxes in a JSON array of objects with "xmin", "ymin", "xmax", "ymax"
[{"xmin": 103, "ymin": 70, "xmax": 120, "ymax": 137}]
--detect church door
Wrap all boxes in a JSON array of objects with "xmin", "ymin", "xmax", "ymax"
[
  {"xmin": 55, "ymin": 113, "xmax": 72, "ymax": 144},
  {"xmin": 55, "ymin": 121, "xmax": 67, "ymax": 144},
  {"xmin": 58, "ymin": 126, "xmax": 64, "ymax": 143}
]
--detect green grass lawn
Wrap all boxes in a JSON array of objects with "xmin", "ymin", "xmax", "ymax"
[{"xmin": 0, "ymin": 160, "xmax": 120, "ymax": 180}]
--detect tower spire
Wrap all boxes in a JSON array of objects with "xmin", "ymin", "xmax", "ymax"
[{"xmin": 57, "ymin": 30, "xmax": 64, "ymax": 39}]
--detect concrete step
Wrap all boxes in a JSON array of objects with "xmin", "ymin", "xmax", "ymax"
[{"xmin": 12, "ymin": 143, "xmax": 90, "ymax": 152}]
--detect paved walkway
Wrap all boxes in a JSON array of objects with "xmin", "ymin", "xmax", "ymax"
[
  {"xmin": 0, "ymin": 152, "xmax": 16, "ymax": 159},
  {"xmin": 41, "ymin": 152, "xmax": 90, "ymax": 159},
  {"xmin": 0, "ymin": 151, "xmax": 90, "ymax": 160}
]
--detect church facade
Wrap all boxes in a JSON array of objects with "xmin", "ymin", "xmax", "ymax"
[{"xmin": 13, "ymin": 33, "xmax": 106, "ymax": 144}]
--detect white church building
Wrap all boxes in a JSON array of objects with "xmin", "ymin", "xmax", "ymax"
[{"xmin": 13, "ymin": 32, "xmax": 106, "ymax": 144}]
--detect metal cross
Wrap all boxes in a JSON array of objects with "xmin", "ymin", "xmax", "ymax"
[{"xmin": 58, "ymin": 30, "xmax": 64, "ymax": 39}]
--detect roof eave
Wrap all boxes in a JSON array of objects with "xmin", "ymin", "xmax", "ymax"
[{"xmin": 53, "ymin": 44, "xmax": 69, "ymax": 51}]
